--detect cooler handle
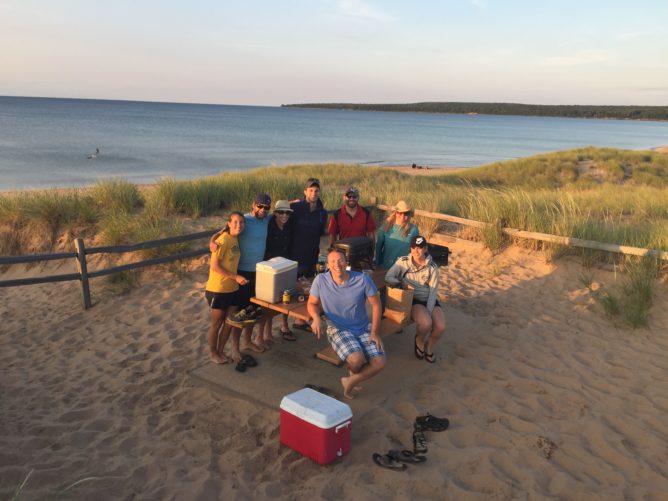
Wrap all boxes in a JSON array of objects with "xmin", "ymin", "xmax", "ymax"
[{"xmin": 335, "ymin": 420, "xmax": 351, "ymax": 434}]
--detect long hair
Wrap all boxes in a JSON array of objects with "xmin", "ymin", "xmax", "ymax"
[
  {"xmin": 221, "ymin": 211, "xmax": 245, "ymax": 234},
  {"xmin": 383, "ymin": 210, "xmax": 413, "ymax": 237}
]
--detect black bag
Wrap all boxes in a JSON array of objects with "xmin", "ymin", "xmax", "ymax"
[
  {"xmin": 333, "ymin": 236, "xmax": 374, "ymax": 270},
  {"xmin": 428, "ymin": 244, "xmax": 449, "ymax": 266}
]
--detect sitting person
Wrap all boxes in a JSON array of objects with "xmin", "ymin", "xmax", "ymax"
[
  {"xmin": 307, "ymin": 248, "xmax": 384, "ymax": 399},
  {"xmin": 384, "ymin": 235, "xmax": 445, "ymax": 364}
]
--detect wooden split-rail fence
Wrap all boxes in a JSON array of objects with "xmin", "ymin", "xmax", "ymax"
[{"xmin": 1, "ymin": 206, "xmax": 666, "ymax": 310}]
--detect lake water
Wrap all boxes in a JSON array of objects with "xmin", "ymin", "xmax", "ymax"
[{"xmin": 1, "ymin": 96, "xmax": 667, "ymax": 191}]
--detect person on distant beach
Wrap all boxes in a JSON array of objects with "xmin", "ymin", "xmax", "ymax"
[
  {"xmin": 327, "ymin": 186, "xmax": 376, "ymax": 248},
  {"xmin": 307, "ymin": 248, "xmax": 384, "ymax": 399},
  {"xmin": 375, "ymin": 200, "xmax": 419, "ymax": 269},
  {"xmin": 261, "ymin": 200, "xmax": 295, "ymax": 342},
  {"xmin": 385, "ymin": 235, "xmax": 445, "ymax": 364},
  {"xmin": 205, "ymin": 212, "xmax": 248, "ymax": 364},
  {"xmin": 210, "ymin": 193, "xmax": 272, "ymax": 353},
  {"xmin": 290, "ymin": 178, "xmax": 328, "ymax": 331}
]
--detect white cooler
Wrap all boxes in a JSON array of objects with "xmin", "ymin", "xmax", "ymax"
[{"xmin": 255, "ymin": 257, "xmax": 298, "ymax": 303}]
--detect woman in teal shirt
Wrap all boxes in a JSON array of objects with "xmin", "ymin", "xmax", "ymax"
[{"xmin": 375, "ymin": 200, "xmax": 420, "ymax": 269}]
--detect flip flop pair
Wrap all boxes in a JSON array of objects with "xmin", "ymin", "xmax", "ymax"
[
  {"xmin": 372, "ymin": 450, "xmax": 427, "ymax": 471},
  {"xmin": 235, "ymin": 354, "xmax": 258, "ymax": 373},
  {"xmin": 414, "ymin": 334, "xmax": 425, "ymax": 360}
]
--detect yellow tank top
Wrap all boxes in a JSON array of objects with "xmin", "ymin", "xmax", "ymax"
[{"xmin": 206, "ymin": 232, "xmax": 241, "ymax": 293}]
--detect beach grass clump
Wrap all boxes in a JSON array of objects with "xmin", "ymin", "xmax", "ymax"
[{"xmin": 92, "ymin": 179, "xmax": 143, "ymax": 214}]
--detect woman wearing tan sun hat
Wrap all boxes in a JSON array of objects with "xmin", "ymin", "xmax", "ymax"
[{"xmin": 374, "ymin": 200, "xmax": 419, "ymax": 269}]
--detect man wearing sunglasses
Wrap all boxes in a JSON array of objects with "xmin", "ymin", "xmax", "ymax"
[
  {"xmin": 289, "ymin": 178, "xmax": 328, "ymax": 278},
  {"xmin": 327, "ymin": 186, "xmax": 376, "ymax": 248},
  {"xmin": 211, "ymin": 193, "xmax": 272, "ymax": 352}
]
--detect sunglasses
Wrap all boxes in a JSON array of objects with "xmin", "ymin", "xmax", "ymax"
[
  {"xmin": 257, "ymin": 204, "xmax": 271, "ymax": 210},
  {"xmin": 397, "ymin": 211, "xmax": 411, "ymax": 216},
  {"xmin": 346, "ymin": 194, "xmax": 359, "ymax": 199},
  {"xmin": 275, "ymin": 210, "xmax": 291, "ymax": 215}
]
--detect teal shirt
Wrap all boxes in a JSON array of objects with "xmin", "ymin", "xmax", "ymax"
[
  {"xmin": 375, "ymin": 223, "xmax": 419, "ymax": 269},
  {"xmin": 238, "ymin": 213, "xmax": 271, "ymax": 272}
]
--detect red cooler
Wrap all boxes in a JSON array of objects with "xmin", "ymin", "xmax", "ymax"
[{"xmin": 280, "ymin": 388, "xmax": 353, "ymax": 465}]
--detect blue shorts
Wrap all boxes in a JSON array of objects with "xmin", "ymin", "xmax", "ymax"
[
  {"xmin": 326, "ymin": 323, "xmax": 385, "ymax": 362},
  {"xmin": 205, "ymin": 290, "xmax": 239, "ymax": 310}
]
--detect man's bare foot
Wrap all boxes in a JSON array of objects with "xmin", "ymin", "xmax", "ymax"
[
  {"xmin": 230, "ymin": 350, "xmax": 243, "ymax": 363},
  {"xmin": 210, "ymin": 351, "xmax": 228, "ymax": 364},
  {"xmin": 340, "ymin": 376, "xmax": 363, "ymax": 400}
]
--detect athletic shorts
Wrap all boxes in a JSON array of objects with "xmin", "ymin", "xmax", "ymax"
[
  {"xmin": 412, "ymin": 298, "xmax": 441, "ymax": 309},
  {"xmin": 205, "ymin": 290, "xmax": 239, "ymax": 310},
  {"xmin": 237, "ymin": 270, "xmax": 256, "ymax": 308},
  {"xmin": 326, "ymin": 322, "xmax": 385, "ymax": 362}
]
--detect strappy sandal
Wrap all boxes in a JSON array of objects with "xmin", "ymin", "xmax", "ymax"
[
  {"xmin": 424, "ymin": 351, "xmax": 435, "ymax": 364},
  {"xmin": 414, "ymin": 334, "xmax": 425, "ymax": 360},
  {"xmin": 389, "ymin": 449, "xmax": 427, "ymax": 464},
  {"xmin": 415, "ymin": 414, "xmax": 449, "ymax": 432},
  {"xmin": 372, "ymin": 452, "xmax": 407, "ymax": 471},
  {"xmin": 281, "ymin": 328, "xmax": 296, "ymax": 341},
  {"xmin": 413, "ymin": 426, "xmax": 428, "ymax": 454}
]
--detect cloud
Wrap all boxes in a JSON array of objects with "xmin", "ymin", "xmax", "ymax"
[
  {"xmin": 469, "ymin": 0, "xmax": 488, "ymax": 9},
  {"xmin": 336, "ymin": 0, "xmax": 392, "ymax": 22},
  {"xmin": 541, "ymin": 50, "xmax": 614, "ymax": 66}
]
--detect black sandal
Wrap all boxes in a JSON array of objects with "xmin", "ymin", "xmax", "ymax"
[
  {"xmin": 415, "ymin": 414, "xmax": 449, "ymax": 432},
  {"xmin": 281, "ymin": 328, "xmax": 296, "ymax": 341},
  {"xmin": 413, "ymin": 426, "xmax": 428, "ymax": 454},
  {"xmin": 414, "ymin": 334, "xmax": 425, "ymax": 360},
  {"xmin": 293, "ymin": 322, "xmax": 313, "ymax": 333},
  {"xmin": 372, "ymin": 452, "xmax": 407, "ymax": 471},
  {"xmin": 424, "ymin": 351, "xmax": 435, "ymax": 363},
  {"xmin": 389, "ymin": 449, "xmax": 427, "ymax": 464},
  {"xmin": 241, "ymin": 354, "xmax": 257, "ymax": 367}
]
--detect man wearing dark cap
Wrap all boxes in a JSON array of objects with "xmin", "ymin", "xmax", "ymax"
[
  {"xmin": 289, "ymin": 178, "xmax": 328, "ymax": 278},
  {"xmin": 327, "ymin": 186, "xmax": 376, "ymax": 248},
  {"xmin": 384, "ymin": 235, "xmax": 445, "ymax": 364},
  {"xmin": 211, "ymin": 193, "xmax": 273, "ymax": 353}
]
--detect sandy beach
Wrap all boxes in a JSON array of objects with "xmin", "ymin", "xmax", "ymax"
[{"xmin": 2, "ymin": 231, "xmax": 668, "ymax": 500}]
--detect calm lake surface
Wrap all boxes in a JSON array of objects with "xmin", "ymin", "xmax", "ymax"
[{"xmin": 1, "ymin": 96, "xmax": 667, "ymax": 191}]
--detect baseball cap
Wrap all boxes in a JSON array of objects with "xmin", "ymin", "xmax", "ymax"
[
  {"xmin": 410, "ymin": 235, "xmax": 427, "ymax": 248},
  {"xmin": 344, "ymin": 186, "xmax": 360, "ymax": 197},
  {"xmin": 305, "ymin": 178, "xmax": 320, "ymax": 189},
  {"xmin": 254, "ymin": 193, "xmax": 272, "ymax": 206}
]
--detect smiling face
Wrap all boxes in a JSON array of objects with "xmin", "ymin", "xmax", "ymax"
[
  {"xmin": 252, "ymin": 202, "xmax": 270, "ymax": 219},
  {"xmin": 395, "ymin": 211, "xmax": 411, "ymax": 224},
  {"xmin": 304, "ymin": 186, "xmax": 320, "ymax": 204},
  {"xmin": 228, "ymin": 214, "xmax": 245, "ymax": 236},
  {"xmin": 327, "ymin": 249, "xmax": 347, "ymax": 276},
  {"xmin": 410, "ymin": 243, "xmax": 427, "ymax": 261},
  {"xmin": 344, "ymin": 193, "xmax": 359, "ymax": 209}
]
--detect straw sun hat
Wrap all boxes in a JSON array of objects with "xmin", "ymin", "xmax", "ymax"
[
  {"xmin": 273, "ymin": 200, "xmax": 293, "ymax": 212},
  {"xmin": 393, "ymin": 200, "xmax": 413, "ymax": 214}
]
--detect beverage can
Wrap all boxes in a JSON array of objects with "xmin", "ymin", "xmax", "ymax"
[{"xmin": 282, "ymin": 290, "xmax": 291, "ymax": 303}]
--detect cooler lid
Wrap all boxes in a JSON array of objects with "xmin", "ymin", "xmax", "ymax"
[
  {"xmin": 280, "ymin": 388, "xmax": 352, "ymax": 428},
  {"xmin": 256, "ymin": 257, "xmax": 298, "ymax": 274}
]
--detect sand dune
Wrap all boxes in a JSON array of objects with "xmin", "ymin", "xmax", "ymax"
[{"xmin": 1, "ymin": 238, "xmax": 667, "ymax": 499}]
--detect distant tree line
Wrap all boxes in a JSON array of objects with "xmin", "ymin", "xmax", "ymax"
[{"xmin": 282, "ymin": 102, "xmax": 668, "ymax": 121}]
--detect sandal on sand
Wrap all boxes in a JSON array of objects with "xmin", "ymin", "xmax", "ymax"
[
  {"xmin": 415, "ymin": 414, "xmax": 449, "ymax": 432},
  {"xmin": 424, "ymin": 351, "xmax": 435, "ymax": 364},
  {"xmin": 414, "ymin": 334, "xmax": 425, "ymax": 360},
  {"xmin": 413, "ymin": 428, "xmax": 428, "ymax": 454},
  {"xmin": 235, "ymin": 360, "xmax": 247, "ymax": 372},
  {"xmin": 389, "ymin": 450, "xmax": 427, "ymax": 464},
  {"xmin": 372, "ymin": 452, "xmax": 407, "ymax": 471},
  {"xmin": 281, "ymin": 328, "xmax": 296, "ymax": 341},
  {"xmin": 293, "ymin": 322, "xmax": 313, "ymax": 333}
]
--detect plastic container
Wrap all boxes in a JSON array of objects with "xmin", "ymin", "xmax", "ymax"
[
  {"xmin": 280, "ymin": 388, "xmax": 353, "ymax": 465},
  {"xmin": 255, "ymin": 257, "xmax": 298, "ymax": 303}
]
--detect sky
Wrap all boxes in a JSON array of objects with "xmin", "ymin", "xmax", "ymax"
[{"xmin": 1, "ymin": 0, "xmax": 667, "ymax": 106}]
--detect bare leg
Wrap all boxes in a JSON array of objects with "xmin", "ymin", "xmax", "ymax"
[
  {"xmin": 216, "ymin": 306, "xmax": 237, "ymax": 360},
  {"xmin": 411, "ymin": 304, "xmax": 433, "ymax": 354},
  {"xmin": 240, "ymin": 323, "xmax": 265, "ymax": 352},
  {"xmin": 229, "ymin": 326, "xmax": 242, "ymax": 362},
  {"xmin": 425, "ymin": 306, "xmax": 446, "ymax": 355},
  {"xmin": 207, "ymin": 309, "xmax": 228, "ymax": 364},
  {"xmin": 340, "ymin": 354, "xmax": 386, "ymax": 400},
  {"xmin": 262, "ymin": 312, "xmax": 277, "ymax": 344}
]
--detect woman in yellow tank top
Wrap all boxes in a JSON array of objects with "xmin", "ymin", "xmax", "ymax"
[{"xmin": 205, "ymin": 212, "xmax": 249, "ymax": 364}]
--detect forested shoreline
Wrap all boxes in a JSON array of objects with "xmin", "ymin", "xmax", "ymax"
[{"xmin": 282, "ymin": 102, "xmax": 668, "ymax": 121}]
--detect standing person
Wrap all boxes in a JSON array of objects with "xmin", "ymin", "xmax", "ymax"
[
  {"xmin": 307, "ymin": 248, "xmax": 385, "ymax": 399},
  {"xmin": 384, "ymin": 235, "xmax": 445, "ymax": 363},
  {"xmin": 211, "ymin": 194, "xmax": 272, "ymax": 353},
  {"xmin": 290, "ymin": 178, "xmax": 328, "ymax": 331},
  {"xmin": 375, "ymin": 200, "xmax": 419, "ymax": 269},
  {"xmin": 289, "ymin": 178, "xmax": 328, "ymax": 277},
  {"xmin": 327, "ymin": 186, "xmax": 376, "ymax": 247},
  {"xmin": 205, "ymin": 212, "xmax": 248, "ymax": 364},
  {"xmin": 261, "ymin": 200, "xmax": 295, "ymax": 343}
]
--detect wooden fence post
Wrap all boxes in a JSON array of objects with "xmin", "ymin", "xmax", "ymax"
[{"xmin": 74, "ymin": 238, "xmax": 91, "ymax": 310}]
